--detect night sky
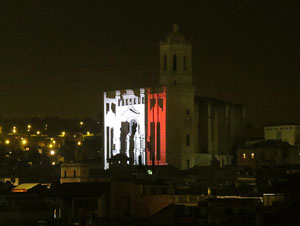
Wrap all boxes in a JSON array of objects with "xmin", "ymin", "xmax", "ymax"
[{"xmin": 0, "ymin": 0, "xmax": 299, "ymax": 127}]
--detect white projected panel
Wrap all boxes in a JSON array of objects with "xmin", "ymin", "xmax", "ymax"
[{"xmin": 103, "ymin": 89, "xmax": 146, "ymax": 169}]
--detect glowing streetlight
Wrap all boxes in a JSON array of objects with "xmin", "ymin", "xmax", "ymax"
[
  {"xmin": 51, "ymin": 161, "xmax": 56, "ymax": 165},
  {"xmin": 49, "ymin": 144, "xmax": 53, "ymax": 148},
  {"xmin": 36, "ymin": 131, "xmax": 40, "ymax": 135},
  {"xmin": 50, "ymin": 150, "xmax": 55, "ymax": 155},
  {"xmin": 5, "ymin": 140, "xmax": 10, "ymax": 145},
  {"xmin": 27, "ymin": 124, "xmax": 31, "ymax": 132},
  {"xmin": 77, "ymin": 141, "xmax": 82, "ymax": 146},
  {"xmin": 80, "ymin": 121, "xmax": 83, "ymax": 126},
  {"xmin": 22, "ymin": 139, "xmax": 27, "ymax": 145}
]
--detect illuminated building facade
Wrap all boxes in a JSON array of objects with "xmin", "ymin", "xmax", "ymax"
[
  {"xmin": 104, "ymin": 89, "xmax": 147, "ymax": 170},
  {"xmin": 104, "ymin": 24, "xmax": 194, "ymax": 170},
  {"xmin": 104, "ymin": 24, "xmax": 245, "ymax": 170}
]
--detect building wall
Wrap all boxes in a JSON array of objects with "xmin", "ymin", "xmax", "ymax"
[
  {"xmin": 195, "ymin": 154, "xmax": 233, "ymax": 167},
  {"xmin": 159, "ymin": 42, "xmax": 192, "ymax": 86},
  {"xmin": 110, "ymin": 180, "xmax": 173, "ymax": 219},
  {"xmin": 165, "ymin": 86, "xmax": 195, "ymax": 170},
  {"xmin": 146, "ymin": 87, "xmax": 167, "ymax": 166},
  {"xmin": 196, "ymin": 98, "xmax": 245, "ymax": 156},
  {"xmin": 103, "ymin": 89, "xmax": 147, "ymax": 169},
  {"xmin": 60, "ymin": 163, "xmax": 90, "ymax": 183},
  {"xmin": 264, "ymin": 125, "xmax": 300, "ymax": 146}
]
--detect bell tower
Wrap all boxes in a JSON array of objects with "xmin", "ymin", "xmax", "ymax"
[
  {"xmin": 158, "ymin": 24, "xmax": 195, "ymax": 170},
  {"xmin": 159, "ymin": 24, "xmax": 192, "ymax": 86}
]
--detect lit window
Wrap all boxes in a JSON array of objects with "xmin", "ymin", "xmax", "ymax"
[
  {"xmin": 251, "ymin": 153, "xmax": 255, "ymax": 159},
  {"xmin": 242, "ymin": 153, "xmax": 246, "ymax": 159}
]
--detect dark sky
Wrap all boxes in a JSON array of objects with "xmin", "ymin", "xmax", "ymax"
[{"xmin": 0, "ymin": 0, "xmax": 299, "ymax": 127}]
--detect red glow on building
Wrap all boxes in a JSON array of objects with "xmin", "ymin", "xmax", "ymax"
[{"xmin": 147, "ymin": 88, "xmax": 167, "ymax": 165}]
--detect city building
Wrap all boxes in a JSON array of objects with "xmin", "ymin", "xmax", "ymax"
[
  {"xmin": 103, "ymin": 24, "xmax": 245, "ymax": 170},
  {"xmin": 60, "ymin": 163, "xmax": 106, "ymax": 183},
  {"xmin": 237, "ymin": 140, "xmax": 300, "ymax": 168},
  {"xmin": 264, "ymin": 125, "xmax": 300, "ymax": 146}
]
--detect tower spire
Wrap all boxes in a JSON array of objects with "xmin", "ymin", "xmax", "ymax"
[{"xmin": 159, "ymin": 24, "xmax": 192, "ymax": 86}]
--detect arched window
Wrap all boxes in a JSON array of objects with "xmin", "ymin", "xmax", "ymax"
[
  {"xmin": 183, "ymin": 56, "xmax": 187, "ymax": 71},
  {"xmin": 163, "ymin": 55, "xmax": 167, "ymax": 71},
  {"xmin": 173, "ymin": 54, "xmax": 177, "ymax": 71}
]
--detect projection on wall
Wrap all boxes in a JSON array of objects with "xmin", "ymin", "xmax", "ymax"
[
  {"xmin": 147, "ymin": 87, "xmax": 167, "ymax": 166},
  {"xmin": 104, "ymin": 89, "xmax": 146, "ymax": 169},
  {"xmin": 103, "ymin": 88, "xmax": 167, "ymax": 169}
]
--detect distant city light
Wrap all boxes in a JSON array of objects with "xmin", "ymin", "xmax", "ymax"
[
  {"xmin": 36, "ymin": 131, "xmax": 40, "ymax": 135},
  {"xmin": 50, "ymin": 150, "xmax": 55, "ymax": 155},
  {"xmin": 12, "ymin": 126, "xmax": 17, "ymax": 134},
  {"xmin": 52, "ymin": 140, "xmax": 56, "ymax": 144},
  {"xmin": 251, "ymin": 153, "xmax": 255, "ymax": 159},
  {"xmin": 27, "ymin": 124, "xmax": 31, "ymax": 129},
  {"xmin": 51, "ymin": 161, "xmax": 56, "ymax": 165},
  {"xmin": 22, "ymin": 139, "xmax": 27, "ymax": 145},
  {"xmin": 61, "ymin": 131, "xmax": 65, "ymax": 136},
  {"xmin": 49, "ymin": 144, "xmax": 53, "ymax": 148},
  {"xmin": 77, "ymin": 141, "xmax": 82, "ymax": 146},
  {"xmin": 5, "ymin": 140, "xmax": 10, "ymax": 145},
  {"xmin": 87, "ymin": 131, "xmax": 90, "ymax": 136},
  {"xmin": 80, "ymin": 121, "xmax": 83, "ymax": 126}
]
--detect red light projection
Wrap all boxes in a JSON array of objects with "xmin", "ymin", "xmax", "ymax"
[{"xmin": 147, "ymin": 87, "xmax": 167, "ymax": 165}]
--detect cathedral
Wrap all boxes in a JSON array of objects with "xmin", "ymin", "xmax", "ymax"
[{"xmin": 103, "ymin": 24, "xmax": 245, "ymax": 170}]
